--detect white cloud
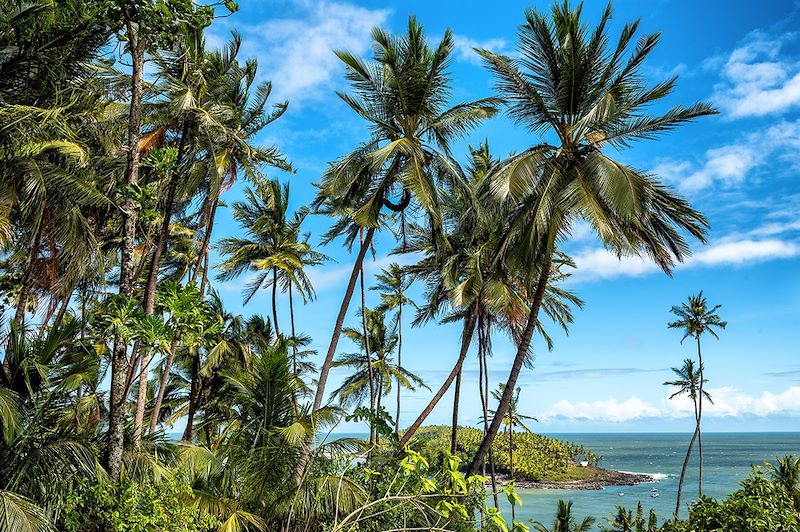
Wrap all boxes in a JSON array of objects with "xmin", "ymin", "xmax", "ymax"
[
  {"xmin": 570, "ymin": 237, "xmax": 799, "ymax": 283},
  {"xmin": 690, "ymin": 239, "xmax": 799, "ymax": 265},
  {"xmin": 218, "ymin": 1, "xmax": 389, "ymax": 103},
  {"xmin": 539, "ymin": 386, "xmax": 800, "ymax": 423},
  {"xmin": 452, "ymin": 35, "xmax": 508, "ymax": 65},
  {"xmin": 655, "ymin": 119, "xmax": 800, "ymax": 192},
  {"xmin": 713, "ymin": 31, "xmax": 800, "ymax": 118}
]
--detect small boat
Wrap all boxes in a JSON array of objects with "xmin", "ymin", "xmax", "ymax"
[
  {"xmin": 617, "ymin": 492, "xmax": 624, "ymax": 496},
  {"xmin": 651, "ymin": 492, "xmax": 659, "ymax": 498},
  {"xmin": 651, "ymin": 488, "xmax": 658, "ymax": 493}
]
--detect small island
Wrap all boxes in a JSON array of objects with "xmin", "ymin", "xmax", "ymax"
[{"xmin": 408, "ymin": 426, "xmax": 654, "ymax": 490}]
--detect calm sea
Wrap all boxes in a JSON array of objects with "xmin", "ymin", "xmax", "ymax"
[{"xmin": 329, "ymin": 432, "xmax": 800, "ymax": 528}]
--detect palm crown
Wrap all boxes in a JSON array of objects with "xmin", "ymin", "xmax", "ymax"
[
  {"xmin": 315, "ymin": 17, "xmax": 499, "ymax": 230},
  {"xmin": 668, "ymin": 291, "xmax": 727, "ymax": 342}
]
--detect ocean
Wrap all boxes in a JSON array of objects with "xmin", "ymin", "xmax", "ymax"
[
  {"xmin": 328, "ymin": 432, "xmax": 800, "ymax": 528},
  {"xmin": 497, "ymin": 432, "xmax": 800, "ymax": 527}
]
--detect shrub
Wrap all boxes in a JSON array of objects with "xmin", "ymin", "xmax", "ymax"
[{"xmin": 61, "ymin": 478, "xmax": 220, "ymax": 532}]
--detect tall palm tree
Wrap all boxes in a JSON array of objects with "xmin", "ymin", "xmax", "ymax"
[
  {"xmin": 371, "ymin": 263, "xmax": 414, "ymax": 432},
  {"xmin": 467, "ymin": 1, "xmax": 713, "ymax": 476},
  {"xmin": 331, "ymin": 308, "xmax": 427, "ymax": 439},
  {"xmin": 311, "ymin": 17, "xmax": 499, "ymax": 417},
  {"xmin": 532, "ymin": 500, "xmax": 595, "ymax": 532},
  {"xmin": 398, "ymin": 142, "xmax": 581, "ymax": 451},
  {"xmin": 664, "ymin": 358, "xmax": 711, "ymax": 516},
  {"xmin": 217, "ymin": 178, "xmax": 320, "ymax": 335},
  {"xmin": 668, "ymin": 292, "xmax": 726, "ymax": 495}
]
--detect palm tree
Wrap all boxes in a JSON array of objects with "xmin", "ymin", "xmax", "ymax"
[
  {"xmin": 371, "ymin": 263, "xmax": 414, "ymax": 432},
  {"xmin": 668, "ymin": 292, "xmax": 726, "ymax": 495},
  {"xmin": 331, "ymin": 308, "xmax": 427, "ymax": 440},
  {"xmin": 398, "ymin": 143, "xmax": 581, "ymax": 451},
  {"xmin": 217, "ymin": 178, "xmax": 320, "ymax": 335},
  {"xmin": 311, "ymin": 17, "xmax": 499, "ymax": 417},
  {"xmin": 533, "ymin": 500, "xmax": 595, "ymax": 532},
  {"xmin": 664, "ymin": 358, "xmax": 712, "ymax": 516},
  {"xmin": 467, "ymin": 1, "xmax": 713, "ymax": 476},
  {"xmin": 769, "ymin": 455, "xmax": 800, "ymax": 512},
  {"xmin": 186, "ymin": 32, "xmax": 292, "ymax": 294},
  {"xmin": 485, "ymin": 382, "xmax": 537, "ymax": 523}
]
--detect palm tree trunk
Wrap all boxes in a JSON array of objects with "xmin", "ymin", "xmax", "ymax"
[
  {"xmin": 395, "ymin": 303, "xmax": 402, "ymax": 433},
  {"xmin": 191, "ymin": 190, "xmax": 219, "ymax": 293},
  {"xmin": 133, "ymin": 346, "xmax": 152, "ymax": 445},
  {"xmin": 450, "ymin": 367, "xmax": 461, "ymax": 454},
  {"xmin": 509, "ymin": 423, "xmax": 515, "ymax": 523},
  {"xmin": 289, "ymin": 283, "xmax": 297, "ymax": 375},
  {"xmin": 149, "ymin": 342, "xmax": 177, "ymax": 433},
  {"xmin": 182, "ymin": 352, "xmax": 199, "ymax": 441},
  {"xmin": 467, "ymin": 257, "xmax": 552, "ymax": 477},
  {"xmin": 108, "ymin": 12, "xmax": 145, "ymax": 481},
  {"xmin": 358, "ymin": 238, "xmax": 375, "ymax": 445},
  {"xmin": 397, "ymin": 313, "xmax": 477, "ymax": 448},
  {"xmin": 696, "ymin": 336, "xmax": 704, "ymax": 497},
  {"xmin": 312, "ymin": 226, "xmax": 375, "ymax": 412},
  {"xmin": 289, "ymin": 283, "xmax": 298, "ymax": 411},
  {"xmin": 479, "ymin": 337, "xmax": 499, "ymax": 509},
  {"xmin": 272, "ymin": 268, "xmax": 280, "ymax": 336},
  {"xmin": 675, "ymin": 423, "xmax": 699, "ymax": 516}
]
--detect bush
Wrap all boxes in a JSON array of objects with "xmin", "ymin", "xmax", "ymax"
[
  {"xmin": 659, "ymin": 472, "xmax": 800, "ymax": 532},
  {"xmin": 62, "ymin": 478, "xmax": 221, "ymax": 532}
]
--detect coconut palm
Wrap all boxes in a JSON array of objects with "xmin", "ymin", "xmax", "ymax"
[
  {"xmin": 668, "ymin": 292, "xmax": 726, "ymax": 495},
  {"xmin": 331, "ymin": 308, "xmax": 427, "ymax": 440},
  {"xmin": 664, "ymin": 358, "xmax": 712, "ymax": 516},
  {"xmin": 398, "ymin": 142, "xmax": 581, "ymax": 451},
  {"xmin": 183, "ymin": 33, "xmax": 293, "ymax": 291},
  {"xmin": 371, "ymin": 263, "xmax": 414, "ymax": 432},
  {"xmin": 217, "ymin": 178, "xmax": 321, "ymax": 336},
  {"xmin": 311, "ymin": 17, "xmax": 499, "ymax": 416},
  {"xmin": 467, "ymin": 1, "xmax": 713, "ymax": 475},
  {"xmin": 533, "ymin": 500, "xmax": 595, "ymax": 532}
]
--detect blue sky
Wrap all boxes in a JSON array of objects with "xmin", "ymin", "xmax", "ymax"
[{"xmin": 200, "ymin": 0, "xmax": 800, "ymax": 433}]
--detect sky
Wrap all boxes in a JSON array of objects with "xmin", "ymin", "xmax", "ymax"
[{"xmin": 198, "ymin": 0, "xmax": 800, "ymax": 433}]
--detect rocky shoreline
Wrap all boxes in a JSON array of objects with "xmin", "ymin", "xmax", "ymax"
[{"xmin": 490, "ymin": 469, "xmax": 656, "ymax": 491}]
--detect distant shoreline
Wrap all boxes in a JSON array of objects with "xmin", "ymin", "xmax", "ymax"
[{"xmin": 490, "ymin": 469, "xmax": 656, "ymax": 491}]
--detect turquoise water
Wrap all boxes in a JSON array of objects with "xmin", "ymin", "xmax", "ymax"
[
  {"xmin": 499, "ymin": 432, "xmax": 800, "ymax": 528},
  {"xmin": 329, "ymin": 432, "xmax": 800, "ymax": 528}
]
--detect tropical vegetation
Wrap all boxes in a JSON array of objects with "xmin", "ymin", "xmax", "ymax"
[{"xmin": 1, "ymin": 0, "xmax": 785, "ymax": 530}]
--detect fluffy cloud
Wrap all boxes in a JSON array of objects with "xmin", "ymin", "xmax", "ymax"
[
  {"xmin": 539, "ymin": 386, "xmax": 800, "ymax": 422},
  {"xmin": 211, "ymin": 1, "xmax": 389, "ymax": 103},
  {"xmin": 712, "ymin": 32, "xmax": 800, "ymax": 118},
  {"xmin": 654, "ymin": 120, "xmax": 800, "ymax": 192},
  {"xmin": 451, "ymin": 35, "xmax": 508, "ymax": 65},
  {"xmin": 569, "ymin": 237, "xmax": 799, "ymax": 282}
]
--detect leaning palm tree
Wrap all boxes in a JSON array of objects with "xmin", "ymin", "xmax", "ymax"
[
  {"xmin": 668, "ymin": 292, "xmax": 726, "ymax": 495},
  {"xmin": 398, "ymin": 142, "xmax": 582, "ymax": 452},
  {"xmin": 533, "ymin": 500, "xmax": 595, "ymax": 532},
  {"xmin": 467, "ymin": 1, "xmax": 713, "ymax": 476},
  {"xmin": 311, "ymin": 17, "xmax": 499, "ymax": 417},
  {"xmin": 371, "ymin": 263, "xmax": 414, "ymax": 432},
  {"xmin": 664, "ymin": 358, "xmax": 711, "ymax": 516}
]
